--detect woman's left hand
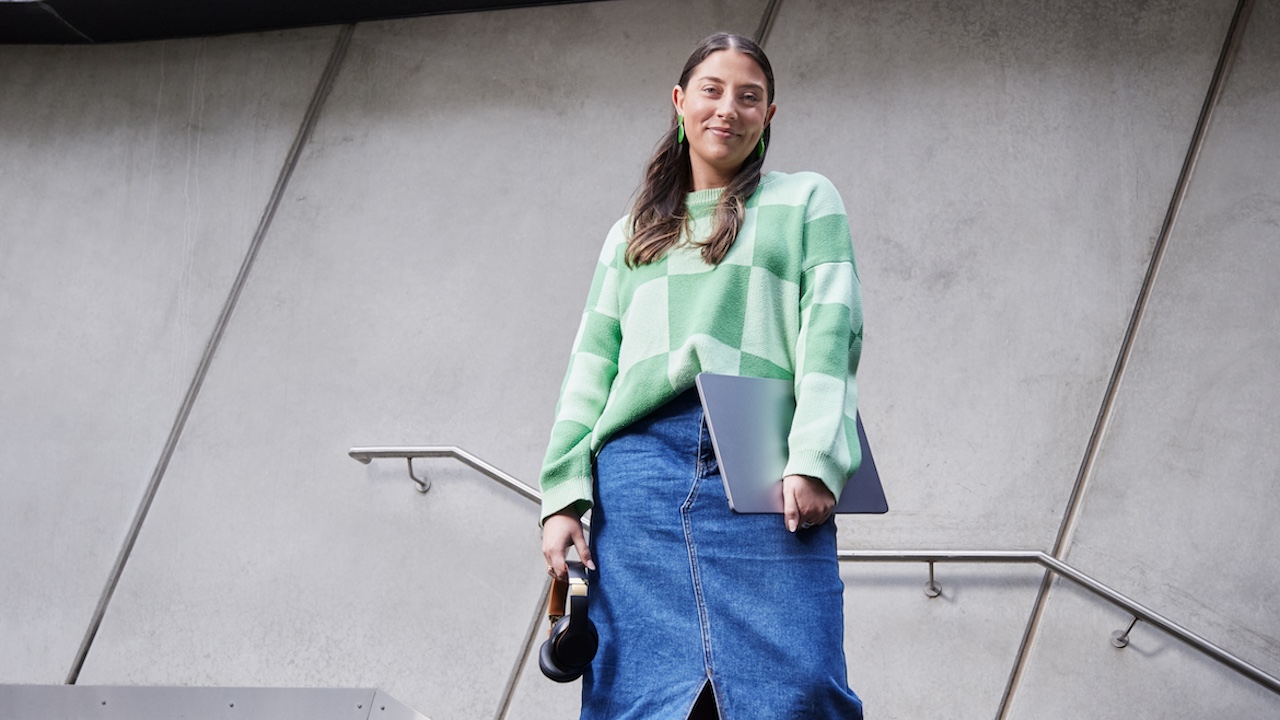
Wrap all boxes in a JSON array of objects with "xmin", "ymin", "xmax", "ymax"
[{"xmin": 783, "ymin": 474, "xmax": 835, "ymax": 532}]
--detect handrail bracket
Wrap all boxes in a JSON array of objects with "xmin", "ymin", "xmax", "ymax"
[
  {"xmin": 925, "ymin": 561, "xmax": 942, "ymax": 598},
  {"xmin": 407, "ymin": 457, "xmax": 431, "ymax": 493}
]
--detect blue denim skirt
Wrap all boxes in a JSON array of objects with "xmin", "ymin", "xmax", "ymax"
[{"xmin": 583, "ymin": 390, "xmax": 864, "ymax": 719}]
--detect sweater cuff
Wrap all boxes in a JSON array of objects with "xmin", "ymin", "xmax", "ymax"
[
  {"xmin": 784, "ymin": 449, "xmax": 849, "ymax": 501},
  {"xmin": 539, "ymin": 476, "xmax": 594, "ymax": 526}
]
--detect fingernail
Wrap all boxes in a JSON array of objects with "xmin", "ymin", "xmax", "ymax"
[
  {"xmin": 788, "ymin": 518, "xmax": 798, "ymax": 533},
  {"xmin": 586, "ymin": 560, "xmax": 597, "ymax": 570}
]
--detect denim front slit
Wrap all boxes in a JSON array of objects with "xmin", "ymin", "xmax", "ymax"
[{"xmin": 581, "ymin": 389, "xmax": 864, "ymax": 720}]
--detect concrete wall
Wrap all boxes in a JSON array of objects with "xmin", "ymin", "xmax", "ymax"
[
  {"xmin": 0, "ymin": 27, "xmax": 340, "ymax": 684},
  {"xmin": 1, "ymin": 1, "xmax": 1277, "ymax": 718}
]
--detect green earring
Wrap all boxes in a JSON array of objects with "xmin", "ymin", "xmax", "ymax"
[
  {"xmin": 757, "ymin": 137, "xmax": 766, "ymax": 158},
  {"xmin": 676, "ymin": 115, "xmax": 685, "ymax": 144}
]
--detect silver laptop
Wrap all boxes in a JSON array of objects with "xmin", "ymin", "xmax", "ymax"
[{"xmin": 694, "ymin": 372, "xmax": 888, "ymax": 514}]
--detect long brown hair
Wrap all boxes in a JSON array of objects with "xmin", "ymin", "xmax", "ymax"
[{"xmin": 626, "ymin": 33, "xmax": 775, "ymax": 267}]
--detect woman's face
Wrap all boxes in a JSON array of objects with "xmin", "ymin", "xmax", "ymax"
[{"xmin": 673, "ymin": 49, "xmax": 777, "ymax": 191}]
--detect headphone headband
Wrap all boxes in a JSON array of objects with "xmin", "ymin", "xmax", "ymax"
[{"xmin": 547, "ymin": 561, "xmax": 588, "ymax": 624}]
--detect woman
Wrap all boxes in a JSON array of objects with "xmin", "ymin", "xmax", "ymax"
[{"xmin": 540, "ymin": 32, "xmax": 864, "ymax": 720}]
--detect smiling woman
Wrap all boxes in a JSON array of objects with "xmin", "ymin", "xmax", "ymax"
[
  {"xmin": 674, "ymin": 50, "xmax": 777, "ymax": 191},
  {"xmin": 539, "ymin": 32, "xmax": 865, "ymax": 720},
  {"xmin": 626, "ymin": 34, "xmax": 779, "ymax": 269}
]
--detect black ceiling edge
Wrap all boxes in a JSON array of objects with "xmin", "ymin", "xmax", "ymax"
[
  {"xmin": 0, "ymin": 0, "xmax": 605, "ymax": 45},
  {"xmin": 0, "ymin": 2, "xmax": 93, "ymax": 44}
]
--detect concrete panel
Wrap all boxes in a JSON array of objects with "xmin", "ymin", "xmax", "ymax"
[
  {"xmin": 1063, "ymin": 0, "xmax": 1280, "ymax": 683},
  {"xmin": 841, "ymin": 563, "xmax": 1042, "ymax": 719},
  {"xmin": 0, "ymin": 29, "xmax": 339, "ymax": 683},
  {"xmin": 766, "ymin": 0, "xmax": 1238, "ymax": 549},
  {"xmin": 79, "ymin": 2, "xmax": 771, "ymax": 718},
  {"xmin": 1011, "ymin": 581, "xmax": 1280, "ymax": 719},
  {"xmin": 80, "ymin": 458, "xmax": 543, "ymax": 720}
]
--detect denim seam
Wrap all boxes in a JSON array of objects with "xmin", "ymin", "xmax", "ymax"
[{"xmin": 682, "ymin": 411, "xmax": 717, "ymax": 681}]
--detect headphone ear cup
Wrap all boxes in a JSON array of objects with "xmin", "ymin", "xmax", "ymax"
[
  {"xmin": 539, "ymin": 616, "xmax": 586, "ymax": 683},
  {"xmin": 555, "ymin": 611, "xmax": 599, "ymax": 669}
]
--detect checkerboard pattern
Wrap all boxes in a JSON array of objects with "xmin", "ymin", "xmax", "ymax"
[{"xmin": 540, "ymin": 171, "xmax": 863, "ymax": 522}]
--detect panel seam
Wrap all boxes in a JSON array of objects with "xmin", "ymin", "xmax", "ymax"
[
  {"xmin": 754, "ymin": 0, "xmax": 783, "ymax": 47},
  {"xmin": 994, "ymin": 1, "xmax": 1257, "ymax": 717},
  {"xmin": 63, "ymin": 23, "xmax": 356, "ymax": 684},
  {"xmin": 493, "ymin": 576, "xmax": 553, "ymax": 720}
]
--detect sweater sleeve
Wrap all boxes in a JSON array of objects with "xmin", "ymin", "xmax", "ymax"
[
  {"xmin": 538, "ymin": 220, "xmax": 626, "ymax": 524},
  {"xmin": 782, "ymin": 175, "xmax": 863, "ymax": 499}
]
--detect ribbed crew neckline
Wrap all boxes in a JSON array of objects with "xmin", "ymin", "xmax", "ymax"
[
  {"xmin": 686, "ymin": 186, "xmax": 723, "ymax": 212},
  {"xmin": 684, "ymin": 172, "xmax": 775, "ymax": 215}
]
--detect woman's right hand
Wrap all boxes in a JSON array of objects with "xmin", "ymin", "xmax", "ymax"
[{"xmin": 542, "ymin": 509, "xmax": 595, "ymax": 582}]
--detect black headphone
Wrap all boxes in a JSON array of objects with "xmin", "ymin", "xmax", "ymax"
[{"xmin": 539, "ymin": 560, "xmax": 598, "ymax": 682}]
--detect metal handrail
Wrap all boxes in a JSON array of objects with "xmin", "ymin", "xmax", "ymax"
[
  {"xmin": 841, "ymin": 550, "xmax": 1280, "ymax": 695},
  {"xmin": 349, "ymin": 446, "xmax": 540, "ymax": 504},
  {"xmin": 348, "ymin": 446, "xmax": 1280, "ymax": 698}
]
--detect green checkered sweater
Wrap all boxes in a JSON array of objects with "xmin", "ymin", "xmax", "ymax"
[{"xmin": 539, "ymin": 171, "xmax": 862, "ymax": 522}]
